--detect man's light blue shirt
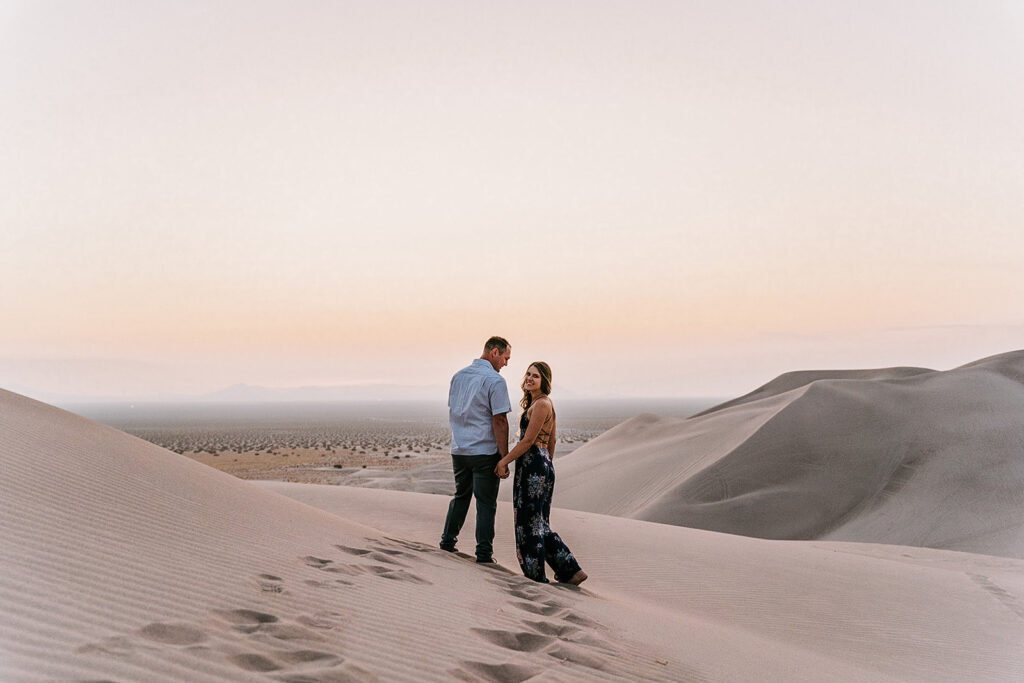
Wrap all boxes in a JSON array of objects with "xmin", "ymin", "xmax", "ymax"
[{"xmin": 449, "ymin": 358, "xmax": 511, "ymax": 456}]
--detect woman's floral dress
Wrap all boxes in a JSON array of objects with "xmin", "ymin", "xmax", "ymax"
[{"xmin": 512, "ymin": 412, "xmax": 583, "ymax": 583}]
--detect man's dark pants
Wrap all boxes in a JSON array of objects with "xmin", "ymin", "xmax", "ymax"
[{"xmin": 441, "ymin": 453, "xmax": 501, "ymax": 561}]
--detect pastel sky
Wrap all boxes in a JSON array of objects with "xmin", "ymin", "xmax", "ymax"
[{"xmin": 2, "ymin": 1, "xmax": 1023, "ymax": 401}]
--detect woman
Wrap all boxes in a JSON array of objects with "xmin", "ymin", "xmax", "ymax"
[{"xmin": 495, "ymin": 362, "xmax": 587, "ymax": 585}]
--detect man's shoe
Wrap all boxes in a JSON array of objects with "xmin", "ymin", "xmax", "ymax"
[
  {"xmin": 439, "ymin": 543, "xmax": 456, "ymax": 552},
  {"xmin": 475, "ymin": 556, "xmax": 495, "ymax": 564}
]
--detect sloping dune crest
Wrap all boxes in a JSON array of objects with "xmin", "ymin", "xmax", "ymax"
[
  {"xmin": 554, "ymin": 350, "xmax": 1024, "ymax": 558},
  {"xmin": 691, "ymin": 366, "xmax": 935, "ymax": 417}
]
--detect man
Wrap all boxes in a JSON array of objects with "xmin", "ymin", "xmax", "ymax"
[{"xmin": 440, "ymin": 336, "xmax": 512, "ymax": 563}]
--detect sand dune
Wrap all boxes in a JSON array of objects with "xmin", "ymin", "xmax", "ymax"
[
  {"xmin": 691, "ymin": 366, "xmax": 935, "ymax": 417},
  {"xmin": 264, "ymin": 481, "xmax": 1024, "ymax": 682},
  {"xmin": 0, "ymin": 389, "xmax": 685, "ymax": 681},
  {"xmin": 3, "ymin": 383, "xmax": 1024, "ymax": 681},
  {"xmin": 551, "ymin": 350, "xmax": 1024, "ymax": 559}
]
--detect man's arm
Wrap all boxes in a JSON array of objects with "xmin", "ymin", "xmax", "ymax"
[
  {"xmin": 492, "ymin": 413, "xmax": 509, "ymax": 457},
  {"xmin": 494, "ymin": 400, "xmax": 550, "ymax": 479}
]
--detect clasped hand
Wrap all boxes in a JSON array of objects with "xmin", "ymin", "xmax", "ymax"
[{"xmin": 495, "ymin": 461, "xmax": 510, "ymax": 479}]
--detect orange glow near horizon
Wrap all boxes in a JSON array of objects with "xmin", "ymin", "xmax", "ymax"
[{"xmin": 2, "ymin": 2, "xmax": 1023, "ymax": 399}]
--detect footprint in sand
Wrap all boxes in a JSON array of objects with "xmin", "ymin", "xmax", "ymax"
[
  {"xmin": 213, "ymin": 608, "xmax": 280, "ymax": 634},
  {"xmin": 304, "ymin": 577, "xmax": 355, "ymax": 588},
  {"xmin": 451, "ymin": 660, "xmax": 544, "ymax": 683},
  {"xmin": 544, "ymin": 642, "xmax": 610, "ymax": 672},
  {"xmin": 75, "ymin": 635, "xmax": 135, "ymax": 656},
  {"xmin": 138, "ymin": 622, "xmax": 208, "ymax": 646},
  {"xmin": 365, "ymin": 544, "xmax": 410, "ymax": 557},
  {"xmin": 214, "ymin": 610, "xmax": 352, "ymax": 679},
  {"xmin": 274, "ymin": 649, "xmax": 341, "ymax": 665},
  {"xmin": 507, "ymin": 594, "xmax": 602, "ymax": 628},
  {"xmin": 304, "ymin": 547, "xmax": 432, "ymax": 585},
  {"xmin": 469, "ymin": 628, "xmax": 555, "ymax": 652},
  {"xmin": 259, "ymin": 622, "xmax": 328, "ymax": 642},
  {"xmin": 519, "ymin": 618, "xmax": 610, "ymax": 649},
  {"xmin": 508, "ymin": 599, "xmax": 567, "ymax": 617},
  {"xmin": 368, "ymin": 552, "xmax": 410, "ymax": 567},
  {"xmin": 562, "ymin": 612, "xmax": 604, "ymax": 629},
  {"xmin": 519, "ymin": 619, "xmax": 580, "ymax": 638},
  {"xmin": 230, "ymin": 653, "xmax": 282, "ymax": 672},
  {"xmin": 382, "ymin": 536, "xmax": 435, "ymax": 553},
  {"xmin": 302, "ymin": 555, "xmax": 370, "ymax": 581},
  {"xmin": 363, "ymin": 564, "xmax": 433, "ymax": 585},
  {"xmin": 322, "ymin": 565, "xmax": 366, "ymax": 577},
  {"xmin": 464, "ymin": 584, "xmax": 621, "ymax": 680},
  {"xmin": 255, "ymin": 573, "xmax": 285, "ymax": 593},
  {"xmin": 485, "ymin": 571, "xmax": 574, "ymax": 596},
  {"xmin": 504, "ymin": 586, "xmax": 547, "ymax": 601},
  {"xmin": 334, "ymin": 544, "xmax": 372, "ymax": 557},
  {"xmin": 336, "ymin": 543, "xmax": 412, "ymax": 568},
  {"xmin": 214, "ymin": 607, "xmax": 328, "ymax": 642},
  {"xmin": 302, "ymin": 556, "xmax": 335, "ymax": 568},
  {"xmin": 295, "ymin": 613, "xmax": 345, "ymax": 631},
  {"xmin": 382, "ymin": 536, "xmax": 514, "ymax": 575}
]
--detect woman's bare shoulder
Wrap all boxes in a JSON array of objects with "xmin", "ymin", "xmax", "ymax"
[{"xmin": 531, "ymin": 396, "xmax": 554, "ymax": 416}]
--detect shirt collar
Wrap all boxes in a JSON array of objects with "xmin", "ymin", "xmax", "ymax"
[{"xmin": 472, "ymin": 358, "xmax": 497, "ymax": 372}]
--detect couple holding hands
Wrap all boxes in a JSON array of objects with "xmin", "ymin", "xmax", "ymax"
[{"xmin": 440, "ymin": 336, "xmax": 587, "ymax": 586}]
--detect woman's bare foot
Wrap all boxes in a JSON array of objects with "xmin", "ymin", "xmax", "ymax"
[{"xmin": 567, "ymin": 570, "xmax": 588, "ymax": 586}]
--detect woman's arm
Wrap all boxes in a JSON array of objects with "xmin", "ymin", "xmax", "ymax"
[{"xmin": 495, "ymin": 400, "xmax": 552, "ymax": 478}]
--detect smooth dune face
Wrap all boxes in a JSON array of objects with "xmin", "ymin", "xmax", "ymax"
[
  {"xmin": 0, "ymin": 389, "xmax": 686, "ymax": 681},
  {"xmin": 265, "ymin": 481, "xmax": 1024, "ymax": 683},
  {"xmin": 554, "ymin": 350, "xmax": 1024, "ymax": 558}
]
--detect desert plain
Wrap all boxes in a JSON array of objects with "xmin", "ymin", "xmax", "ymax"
[{"xmin": 2, "ymin": 351, "xmax": 1023, "ymax": 681}]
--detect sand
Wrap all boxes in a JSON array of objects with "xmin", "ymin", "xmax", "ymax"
[
  {"xmin": 0, "ymin": 388, "xmax": 686, "ymax": 681},
  {"xmin": 2, "ymin": 352, "xmax": 1024, "ymax": 681},
  {"xmin": 549, "ymin": 350, "xmax": 1024, "ymax": 558}
]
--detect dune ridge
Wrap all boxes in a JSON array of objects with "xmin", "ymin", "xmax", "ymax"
[
  {"xmin": 691, "ymin": 366, "xmax": 935, "ymax": 417},
  {"xmin": 553, "ymin": 350, "xmax": 1024, "ymax": 558}
]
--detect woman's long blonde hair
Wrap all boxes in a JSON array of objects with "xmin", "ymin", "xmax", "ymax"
[{"xmin": 520, "ymin": 361, "xmax": 553, "ymax": 411}]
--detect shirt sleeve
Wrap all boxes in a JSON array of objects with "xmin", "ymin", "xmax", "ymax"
[{"xmin": 489, "ymin": 377, "xmax": 512, "ymax": 415}]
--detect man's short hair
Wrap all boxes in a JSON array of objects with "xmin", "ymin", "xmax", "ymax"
[{"xmin": 484, "ymin": 336, "xmax": 510, "ymax": 354}]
